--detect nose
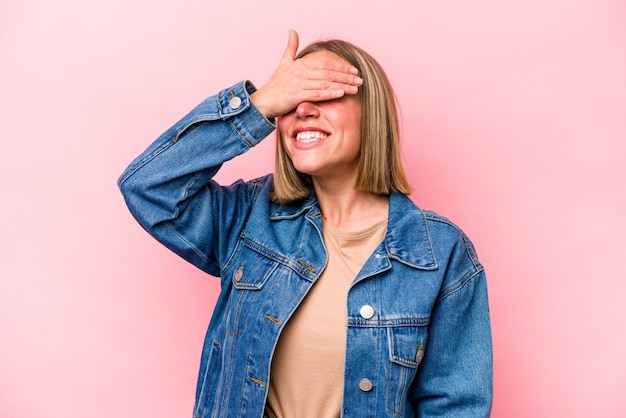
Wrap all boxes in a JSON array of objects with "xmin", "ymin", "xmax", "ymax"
[{"xmin": 295, "ymin": 101, "xmax": 319, "ymax": 119}]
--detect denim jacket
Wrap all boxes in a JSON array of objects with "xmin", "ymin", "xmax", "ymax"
[{"xmin": 118, "ymin": 81, "xmax": 493, "ymax": 417}]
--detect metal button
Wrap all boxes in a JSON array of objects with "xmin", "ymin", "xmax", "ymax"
[
  {"xmin": 374, "ymin": 254, "xmax": 381, "ymax": 259},
  {"xmin": 229, "ymin": 96, "xmax": 242, "ymax": 109},
  {"xmin": 359, "ymin": 304, "xmax": 375, "ymax": 319},
  {"xmin": 234, "ymin": 266, "xmax": 243, "ymax": 282},
  {"xmin": 358, "ymin": 378, "xmax": 373, "ymax": 392}
]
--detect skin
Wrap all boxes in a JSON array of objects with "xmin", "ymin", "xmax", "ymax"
[
  {"xmin": 277, "ymin": 53, "xmax": 363, "ymax": 185},
  {"xmin": 251, "ymin": 30, "xmax": 362, "ymax": 119},
  {"xmin": 251, "ymin": 30, "xmax": 389, "ymax": 231}
]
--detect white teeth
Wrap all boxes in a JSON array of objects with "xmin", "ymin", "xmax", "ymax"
[{"xmin": 296, "ymin": 131, "xmax": 327, "ymax": 143}]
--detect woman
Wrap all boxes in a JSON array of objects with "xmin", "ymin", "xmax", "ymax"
[{"xmin": 119, "ymin": 30, "xmax": 493, "ymax": 418}]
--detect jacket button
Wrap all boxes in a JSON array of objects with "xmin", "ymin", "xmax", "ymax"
[
  {"xmin": 359, "ymin": 304, "xmax": 375, "ymax": 319},
  {"xmin": 234, "ymin": 267, "xmax": 243, "ymax": 282},
  {"xmin": 229, "ymin": 96, "xmax": 242, "ymax": 109},
  {"xmin": 358, "ymin": 378, "xmax": 373, "ymax": 392}
]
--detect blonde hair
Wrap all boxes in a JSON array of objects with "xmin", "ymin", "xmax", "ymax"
[{"xmin": 272, "ymin": 39, "xmax": 411, "ymax": 204}]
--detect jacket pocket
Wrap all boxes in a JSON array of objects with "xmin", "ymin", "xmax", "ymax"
[
  {"xmin": 231, "ymin": 243, "xmax": 279, "ymax": 290},
  {"xmin": 227, "ymin": 244, "xmax": 280, "ymax": 335},
  {"xmin": 194, "ymin": 340, "xmax": 221, "ymax": 418},
  {"xmin": 386, "ymin": 323, "xmax": 429, "ymax": 416}
]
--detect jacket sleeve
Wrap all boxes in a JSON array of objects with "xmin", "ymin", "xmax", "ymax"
[
  {"xmin": 412, "ymin": 231, "xmax": 493, "ymax": 417},
  {"xmin": 117, "ymin": 81, "xmax": 276, "ymax": 277}
]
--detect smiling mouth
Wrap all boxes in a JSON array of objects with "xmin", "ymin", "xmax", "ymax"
[{"xmin": 295, "ymin": 131, "xmax": 328, "ymax": 143}]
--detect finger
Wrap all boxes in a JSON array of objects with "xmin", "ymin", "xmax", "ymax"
[
  {"xmin": 320, "ymin": 59, "xmax": 360, "ymax": 76},
  {"xmin": 300, "ymin": 53, "xmax": 359, "ymax": 76},
  {"xmin": 298, "ymin": 67, "xmax": 363, "ymax": 87},
  {"xmin": 299, "ymin": 88, "xmax": 347, "ymax": 103},
  {"xmin": 300, "ymin": 80, "xmax": 360, "ymax": 96},
  {"xmin": 281, "ymin": 29, "xmax": 299, "ymax": 62}
]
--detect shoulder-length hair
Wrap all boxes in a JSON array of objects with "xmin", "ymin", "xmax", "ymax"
[{"xmin": 272, "ymin": 39, "xmax": 411, "ymax": 204}]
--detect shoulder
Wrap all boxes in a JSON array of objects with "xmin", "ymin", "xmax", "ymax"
[
  {"xmin": 422, "ymin": 210, "xmax": 469, "ymax": 244},
  {"xmin": 424, "ymin": 209, "xmax": 481, "ymax": 264},
  {"xmin": 390, "ymin": 193, "xmax": 472, "ymax": 248},
  {"xmin": 393, "ymin": 194, "xmax": 482, "ymax": 272},
  {"xmin": 219, "ymin": 173, "xmax": 274, "ymax": 193}
]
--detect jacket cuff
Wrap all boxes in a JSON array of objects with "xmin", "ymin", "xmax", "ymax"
[{"xmin": 217, "ymin": 80, "xmax": 276, "ymax": 146}]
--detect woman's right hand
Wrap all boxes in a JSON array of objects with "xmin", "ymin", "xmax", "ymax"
[{"xmin": 250, "ymin": 30, "xmax": 363, "ymax": 119}]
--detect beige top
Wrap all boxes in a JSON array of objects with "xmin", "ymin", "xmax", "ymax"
[{"xmin": 265, "ymin": 218, "xmax": 388, "ymax": 418}]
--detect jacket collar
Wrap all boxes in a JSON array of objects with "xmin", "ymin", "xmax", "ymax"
[
  {"xmin": 270, "ymin": 192, "xmax": 437, "ymax": 270},
  {"xmin": 385, "ymin": 193, "xmax": 438, "ymax": 270}
]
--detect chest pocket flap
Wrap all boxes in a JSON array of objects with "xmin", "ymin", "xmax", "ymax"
[
  {"xmin": 231, "ymin": 245, "xmax": 279, "ymax": 290},
  {"xmin": 387, "ymin": 320, "xmax": 429, "ymax": 368}
]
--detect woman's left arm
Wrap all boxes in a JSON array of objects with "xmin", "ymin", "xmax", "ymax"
[{"xmin": 412, "ymin": 233, "xmax": 493, "ymax": 417}]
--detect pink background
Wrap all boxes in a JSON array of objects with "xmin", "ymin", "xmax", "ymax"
[{"xmin": 1, "ymin": 0, "xmax": 625, "ymax": 416}]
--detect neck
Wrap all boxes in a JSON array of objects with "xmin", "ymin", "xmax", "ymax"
[{"xmin": 313, "ymin": 179, "xmax": 389, "ymax": 231}]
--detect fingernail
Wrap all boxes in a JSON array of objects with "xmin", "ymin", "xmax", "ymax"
[
  {"xmin": 354, "ymin": 77, "xmax": 363, "ymax": 85},
  {"xmin": 350, "ymin": 67, "xmax": 359, "ymax": 75}
]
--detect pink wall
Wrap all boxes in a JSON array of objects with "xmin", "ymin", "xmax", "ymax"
[{"xmin": 1, "ymin": 0, "xmax": 625, "ymax": 416}]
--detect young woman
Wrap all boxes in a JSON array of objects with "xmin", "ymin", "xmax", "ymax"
[{"xmin": 119, "ymin": 30, "xmax": 493, "ymax": 418}]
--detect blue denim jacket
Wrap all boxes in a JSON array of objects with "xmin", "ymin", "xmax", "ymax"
[{"xmin": 118, "ymin": 81, "xmax": 493, "ymax": 417}]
